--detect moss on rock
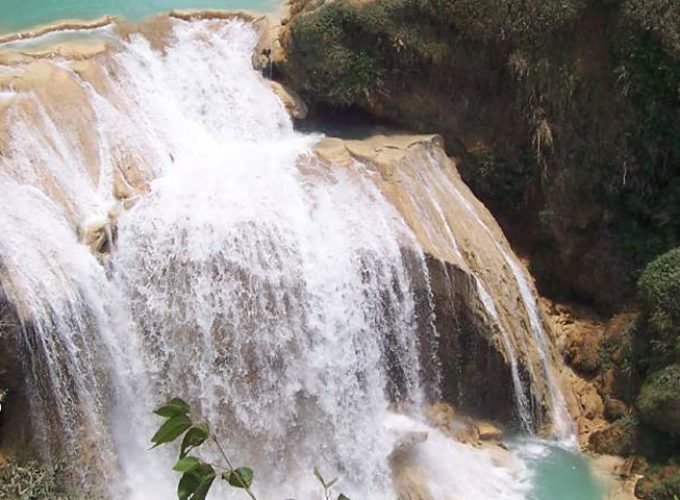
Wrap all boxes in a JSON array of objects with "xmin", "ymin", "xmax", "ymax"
[
  {"xmin": 638, "ymin": 364, "xmax": 680, "ymax": 436},
  {"xmin": 638, "ymin": 248, "xmax": 680, "ymax": 338},
  {"xmin": 588, "ymin": 417, "xmax": 640, "ymax": 456}
]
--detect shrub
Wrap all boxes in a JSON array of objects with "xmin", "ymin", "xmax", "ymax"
[
  {"xmin": 0, "ymin": 461, "xmax": 71, "ymax": 500},
  {"xmin": 638, "ymin": 248, "xmax": 680, "ymax": 341},
  {"xmin": 623, "ymin": 0, "xmax": 680, "ymax": 60},
  {"xmin": 638, "ymin": 364, "xmax": 680, "ymax": 436},
  {"xmin": 588, "ymin": 416, "xmax": 640, "ymax": 456},
  {"xmin": 636, "ymin": 469, "xmax": 680, "ymax": 500},
  {"xmin": 288, "ymin": 2, "xmax": 382, "ymax": 105}
]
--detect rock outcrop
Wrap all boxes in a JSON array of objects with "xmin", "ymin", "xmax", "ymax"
[
  {"xmin": 310, "ymin": 132, "xmax": 573, "ymax": 428},
  {"xmin": 278, "ymin": 0, "xmax": 680, "ymax": 315}
]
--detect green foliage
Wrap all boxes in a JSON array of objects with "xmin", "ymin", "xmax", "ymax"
[
  {"xmin": 467, "ymin": 144, "xmax": 537, "ymax": 213},
  {"xmin": 635, "ymin": 466, "xmax": 680, "ymax": 500},
  {"xmin": 180, "ymin": 424, "xmax": 209, "ymax": 459},
  {"xmin": 623, "ymin": 0, "xmax": 680, "ymax": 59},
  {"xmin": 151, "ymin": 397, "xmax": 255, "ymax": 500},
  {"xmin": 155, "ymin": 398, "xmax": 192, "ymax": 418},
  {"xmin": 177, "ymin": 462, "xmax": 215, "ymax": 500},
  {"xmin": 313, "ymin": 467, "xmax": 348, "ymax": 500},
  {"xmin": 288, "ymin": 0, "xmax": 586, "ymax": 106},
  {"xmin": 225, "ymin": 468, "xmax": 254, "ymax": 490},
  {"xmin": 648, "ymin": 477, "xmax": 680, "ymax": 500},
  {"xmin": 289, "ymin": 2, "xmax": 381, "ymax": 105},
  {"xmin": 284, "ymin": 0, "xmax": 680, "ymax": 308},
  {"xmin": 0, "ymin": 461, "xmax": 71, "ymax": 500},
  {"xmin": 151, "ymin": 397, "xmax": 351, "ymax": 500},
  {"xmin": 151, "ymin": 414, "xmax": 192, "ymax": 449},
  {"xmin": 638, "ymin": 248, "xmax": 680, "ymax": 333},
  {"xmin": 638, "ymin": 364, "xmax": 680, "ymax": 435}
]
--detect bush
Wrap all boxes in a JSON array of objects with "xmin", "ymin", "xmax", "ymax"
[
  {"xmin": 0, "ymin": 461, "xmax": 71, "ymax": 500},
  {"xmin": 623, "ymin": 0, "xmax": 680, "ymax": 59},
  {"xmin": 637, "ymin": 249, "xmax": 680, "ymax": 365},
  {"xmin": 638, "ymin": 248, "xmax": 680, "ymax": 329},
  {"xmin": 287, "ymin": 2, "xmax": 382, "ymax": 105},
  {"xmin": 638, "ymin": 364, "xmax": 680, "ymax": 436},
  {"xmin": 588, "ymin": 416, "xmax": 640, "ymax": 456},
  {"xmin": 636, "ymin": 468, "xmax": 680, "ymax": 500},
  {"xmin": 286, "ymin": 0, "xmax": 586, "ymax": 106}
]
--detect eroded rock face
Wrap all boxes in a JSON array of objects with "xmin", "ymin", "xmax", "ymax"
[
  {"xmin": 312, "ymin": 133, "xmax": 573, "ymax": 429},
  {"xmin": 269, "ymin": 81, "xmax": 308, "ymax": 119},
  {"xmin": 0, "ymin": 291, "xmax": 33, "ymax": 459}
]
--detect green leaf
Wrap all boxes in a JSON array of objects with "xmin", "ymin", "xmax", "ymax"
[
  {"xmin": 180, "ymin": 423, "xmax": 209, "ymax": 458},
  {"xmin": 337, "ymin": 495, "xmax": 351, "ymax": 500},
  {"xmin": 178, "ymin": 463, "xmax": 215, "ymax": 500},
  {"xmin": 313, "ymin": 466, "xmax": 326, "ymax": 488},
  {"xmin": 224, "ymin": 467, "xmax": 254, "ymax": 489},
  {"xmin": 327, "ymin": 477, "xmax": 338, "ymax": 488},
  {"xmin": 178, "ymin": 471, "xmax": 200, "ymax": 500},
  {"xmin": 155, "ymin": 398, "xmax": 191, "ymax": 418},
  {"xmin": 190, "ymin": 471, "xmax": 216, "ymax": 500},
  {"xmin": 173, "ymin": 456, "xmax": 201, "ymax": 473},
  {"xmin": 150, "ymin": 414, "xmax": 192, "ymax": 448}
]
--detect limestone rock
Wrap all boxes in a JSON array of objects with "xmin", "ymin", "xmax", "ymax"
[
  {"xmin": 79, "ymin": 211, "xmax": 118, "ymax": 256},
  {"xmin": 310, "ymin": 132, "xmax": 569, "ymax": 427},
  {"xmin": 588, "ymin": 420, "xmax": 637, "ymax": 456},
  {"xmin": 392, "ymin": 463, "xmax": 435, "ymax": 500},
  {"xmin": 477, "ymin": 422, "xmax": 503, "ymax": 441},
  {"xmin": 390, "ymin": 431, "xmax": 428, "ymax": 462},
  {"xmin": 269, "ymin": 81, "xmax": 308, "ymax": 119},
  {"xmin": 604, "ymin": 398, "xmax": 628, "ymax": 422}
]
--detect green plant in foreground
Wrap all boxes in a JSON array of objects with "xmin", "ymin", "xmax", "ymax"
[{"xmin": 151, "ymin": 397, "xmax": 350, "ymax": 500}]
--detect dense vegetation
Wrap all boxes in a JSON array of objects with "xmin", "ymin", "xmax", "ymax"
[
  {"xmin": 636, "ymin": 249, "xmax": 680, "ymax": 436},
  {"xmin": 0, "ymin": 460, "xmax": 71, "ymax": 500},
  {"xmin": 590, "ymin": 248, "xmax": 680, "ymax": 498},
  {"xmin": 281, "ymin": 0, "xmax": 680, "ymax": 311}
]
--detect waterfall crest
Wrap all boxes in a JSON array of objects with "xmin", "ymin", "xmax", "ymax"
[{"xmin": 0, "ymin": 16, "xmax": 572, "ymax": 498}]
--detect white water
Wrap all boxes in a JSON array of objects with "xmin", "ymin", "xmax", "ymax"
[
  {"xmin": 395, "ymin": 158, "xmax": 535, "ymax": 432},
  {"xmin": 0, "ymin": 18, "xmax": 571, "ymax": 498},
  {"xmin": 503, "ymin": 256, "xmax": 574, "ymax": 442},
  {"xmin": 422, "ymin": 154, "xmax": 574, "ymax": 440}
]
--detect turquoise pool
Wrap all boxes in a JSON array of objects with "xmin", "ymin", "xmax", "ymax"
[
  {"xmin": 513, "ymin": 439, "xmax": 606, "ymax": 500},
  {"xmin": 0, "ymin": 0, "xmax": 282, "ymax": 34}
]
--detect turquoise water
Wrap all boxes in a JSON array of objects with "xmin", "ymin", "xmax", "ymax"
[
  {"xmin": 514, "ymin": 440, "xmax": 606, "ymax": 500},
  {"xmin": 0, "ymin": 0, "xmax": 281, "ymax": 34}
]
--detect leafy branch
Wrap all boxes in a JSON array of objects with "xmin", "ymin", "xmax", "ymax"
[{"xmin": 151, "ymin": 397, "xmax": 351, "ymax": 500}]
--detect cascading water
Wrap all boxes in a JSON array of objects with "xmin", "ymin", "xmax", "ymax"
[
  {"xmin": 394, "ymin": 163, "xmax": 534, "ymax": 432},
  {"xmin": 0, "ymin": 16, "xmax": 582, "ymax": 499},
  {"xmin": 452, "ymin": 184, "xmax": 573, "ymax": 440}
]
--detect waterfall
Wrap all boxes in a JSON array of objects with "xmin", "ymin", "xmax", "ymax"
[
  {"xmin": 0, "ymin": 17, "xmax": 572, "ymax": 499},
  {"xmin": 502, "ymin": 256, "xmax": 575, "ymax": 442},
  {"xmin": 420, "ymin": 152, "xmax": 574, "ymax": 440},
  {"xmin": 393, "ymin": 161, "xmax": 534, "ymax": 432}
]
